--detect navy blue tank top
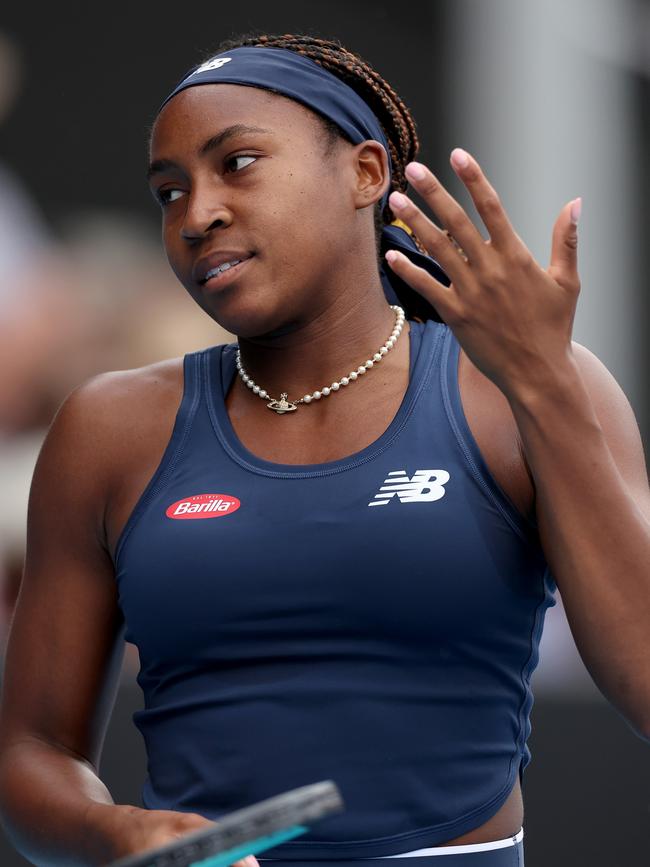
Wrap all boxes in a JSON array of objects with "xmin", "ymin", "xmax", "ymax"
[{"xmin": 113, "ymin": 319, "xmax": 557, "ymax": 857}]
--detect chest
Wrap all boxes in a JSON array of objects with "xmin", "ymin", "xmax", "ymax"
[
  {"xmin": 105, "ymin": 345, "xmax": 535, "ymax": 559},
  {"xmin": 115, "ymin": 386, "xmax": 542, "ymax": 663},
  {"xmin": 224, "ymin": 347, "xmax": 535, "ymax": 524}
]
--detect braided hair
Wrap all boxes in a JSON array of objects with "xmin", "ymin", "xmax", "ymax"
[{"xmin": 206, "ymin": 32, "xmax": 428, "ymax": 256}]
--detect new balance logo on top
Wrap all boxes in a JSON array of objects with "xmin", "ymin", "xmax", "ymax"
[
  {"xmin": 368, "ymin": 469, "xmax": 450, "ymax": 506},
  {"xmin": 192, "ymin": 57, "xmax": 233, "ymax": 75}
]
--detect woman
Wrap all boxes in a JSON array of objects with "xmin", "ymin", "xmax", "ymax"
[{"xmin": 1, "ymin": 32, "xmax": 649, "ymax": 867}]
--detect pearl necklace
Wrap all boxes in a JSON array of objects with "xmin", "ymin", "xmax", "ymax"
[{"xmin": 236, "ymin": 305, "xmax": 406, "ymax": 414}]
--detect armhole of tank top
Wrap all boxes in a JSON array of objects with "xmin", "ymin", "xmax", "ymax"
[
  {"xmin": 112, "ymin": 351, "xmax": 203, "ymax": 568},
  {"xmin": 440, "ymin": 327, "xmax": 537, "ymax": 542}
]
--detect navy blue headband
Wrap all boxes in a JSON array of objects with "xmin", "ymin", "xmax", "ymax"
[{"xmin": 159, "ymin": 46, "xmax": 449, "ymax": 321}]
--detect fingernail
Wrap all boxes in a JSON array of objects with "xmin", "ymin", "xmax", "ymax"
[
  {"xmin": 385, "ymin": 250, "xmax": 400, "ymax": 264},
  {"xmin": 570, "ymin": 197, "xmax": 582, "ymax": 225},
  {"xmin": 450, "ymin": 148, "xmax": 470, "ymax": 169},
  {"xmin": 389, "ymin": 191, "xmax": 408, "ymax": 210},
  {"xmin": 405, "ymin": 162, "xmax": 426, "ymax": 181},
  {"xmin": 244, "ymin": 857, "xmax": 259, "ymax": 867}
]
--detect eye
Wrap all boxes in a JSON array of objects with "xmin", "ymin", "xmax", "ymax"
[
  {"xmin": 225, "ymin": 154, "xmax": 257, "ymax": 173},
  {"xmin": 156, "ymin": 188, "xmax": 185, "ymax": 206}
]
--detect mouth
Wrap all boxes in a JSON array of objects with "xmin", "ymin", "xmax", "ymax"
[{"xmin": 199, "ymin": 255, "xmax": 255, "ymax": 291}]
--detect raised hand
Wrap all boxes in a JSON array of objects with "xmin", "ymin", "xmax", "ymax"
[{"xmin": 385, "ymin": 148, "xmax": 582, "ymax": 401}]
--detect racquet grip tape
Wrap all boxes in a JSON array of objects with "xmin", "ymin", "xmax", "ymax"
[{"xmin": 107, "ymin": 780, "xmax": 344, "ymax": 867}]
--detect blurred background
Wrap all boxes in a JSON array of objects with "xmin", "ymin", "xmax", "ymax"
[{"xmin": 0, "ymin": 1, "xmax": 649, "ymax": 864}]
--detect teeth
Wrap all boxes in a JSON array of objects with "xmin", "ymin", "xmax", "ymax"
[{"xmin": 204, "ymin": 259, "xmax": 242, "ymax": 281}]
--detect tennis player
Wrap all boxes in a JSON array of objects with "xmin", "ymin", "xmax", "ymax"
[{"xmin": 1, "ymin": 32, "xmax": 649, "ymax": 867}]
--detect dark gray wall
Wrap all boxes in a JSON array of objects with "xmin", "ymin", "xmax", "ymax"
[{"xmin": 0, "ymin": 3, "xmax": 451, "ymax": 231}]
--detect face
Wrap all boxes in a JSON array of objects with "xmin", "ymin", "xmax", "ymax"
[{"xmin": 148, "ymin": 84, "xmax": 387, "ymax": 339}]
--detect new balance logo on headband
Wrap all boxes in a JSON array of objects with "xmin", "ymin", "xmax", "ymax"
[
  {"xmin": 368, "ymin": 469, "xmax": 450, "ymax": 506},
  {"xmin": 192, "ymin": 57, "xmax": 233, "ymax": 75}
]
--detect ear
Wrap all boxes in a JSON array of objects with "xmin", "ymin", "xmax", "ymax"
[{"xmin": 351, "ymin": 140, "xmax": 391, "ymax": 209}]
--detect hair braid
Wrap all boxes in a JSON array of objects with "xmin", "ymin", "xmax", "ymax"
[{"xmin": 207, "ymin": 32, "xmax": 428, "ymax": 254}]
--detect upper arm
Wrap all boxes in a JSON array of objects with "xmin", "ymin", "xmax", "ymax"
[
  {"xmin": 0, "ymin": 376, "xmax": 127, "ymax": 771},
  {"xmin": 571, "ymin": 340, "xmax": 650, "ymax": 524}
]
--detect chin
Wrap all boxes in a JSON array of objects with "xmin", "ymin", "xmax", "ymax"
[{"xmin": 191, "ymin": 289, "xmax": 297, "ymax": 342}]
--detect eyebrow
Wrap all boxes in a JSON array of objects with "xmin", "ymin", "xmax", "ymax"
[{"xmin": 147, "ymin": 124, "xmax": 273, "ymax": 181}]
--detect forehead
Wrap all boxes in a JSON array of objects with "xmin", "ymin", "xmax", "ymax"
[{"xmin": 150, "ymin": 83, "xmax": 321, "ymax": 155}]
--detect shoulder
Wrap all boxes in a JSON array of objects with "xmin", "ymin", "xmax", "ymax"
[
  {"xmin": 23, "ymin": 356, "xmax": 188, "ymax": 563},
  {"xmin": 70, "ymin": 356, "xmax": 185, "ymax": 411},
  {"xmin": 53, "ymin": 355, "xmax": 185, "ymax": 446},
  {"xmin": 569, "ymin": 340, "xmax": 650, "ymax": 521},
  {"xmin": 569, "ymin": 339, "xmax": 644, "ymax": 454},
  {"xmin": 569, "ymin": 339, "xmax": 638, "ymax": 421},
  {"xmin": 35, "ymin": 356, "xmax": 187, "ymax": 506}
]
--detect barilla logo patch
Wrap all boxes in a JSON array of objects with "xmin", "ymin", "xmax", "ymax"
[{"xmin": 166, "ymin": 493, "xmax": 240, "ymax": 520}]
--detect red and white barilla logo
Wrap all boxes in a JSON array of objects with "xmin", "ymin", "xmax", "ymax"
[{"xmin": 166, "ymin": 493, "xmax": 241, "ymax": 520}]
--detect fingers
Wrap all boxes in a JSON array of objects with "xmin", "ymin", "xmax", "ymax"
[
  {"xmin": 548, "ymin": 198, "xmax": 581, "ymax": 292},
  {"xmin": 397, "ymin": 151, "xmax": 521, "ymax": 255},
  {"xmin": 387, "ymin": 190, "xmax": 471, "ymax": 286},
  {"xmin": 441, "ymin": 229, "xmax": 469, "ymax": 263},
  {"xmin": 446, "ymin": 149, "xmax": 520, "ymax": 251},
  {"xmin": 233, "ymin": 857, "xmax": 260, "ymax": 867},
  {"xmin": 389, "ymin": 167, "xmax": 485, "ymax": 268},
  {"xmin": 384, "ymin": 249, "xmax": 458, "ymax": 324}
]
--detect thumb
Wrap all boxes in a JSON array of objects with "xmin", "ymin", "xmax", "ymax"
[{"xmin": 548, "ymin": 197, "xmax": 581, "ymax": 290}]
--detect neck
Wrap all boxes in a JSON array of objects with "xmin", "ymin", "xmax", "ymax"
[{"xmin": 235, "ymin": 289, "xmax": 406, "ymax": 402}]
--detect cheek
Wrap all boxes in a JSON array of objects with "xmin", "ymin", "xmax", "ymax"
[
  {"xmin": 162, "ymin": 229, "xmax": 182, "ymax": 276},
  {"xmin": 274, "ymin": 150, "xmax": 340, "ymax": 226},
  {"xmin": 274, "ymin": 172, "xmax": 341, "ymax": 252},
  {"xmin": 160, "ymin": 213, "xmax": 184, "ymax": 261}
]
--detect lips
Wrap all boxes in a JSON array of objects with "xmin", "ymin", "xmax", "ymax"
[
  {"xmin": 201, "ymin": 256, "xmax": 253, "ymax": 291},
  {"xmin": 194, "ymin": 251, "xmax": 255, "ymax": 286}
]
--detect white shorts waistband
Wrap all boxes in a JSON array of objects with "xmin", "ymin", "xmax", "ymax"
[{"xmin": 370, "ymin": 827, "xmax": 524, "ymax": 857}]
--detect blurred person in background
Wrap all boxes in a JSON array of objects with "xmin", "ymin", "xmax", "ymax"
[
  {"xmin": 0, "ymin": 30, "xmax": 87, "ymax": 436},
  {"xmin": 0, "ymin": 31, "xmax": 95, "ymax": 637}
]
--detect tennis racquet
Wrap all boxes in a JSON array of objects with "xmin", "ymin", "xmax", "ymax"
[{"xmin": 107, "ymin": 779, "xmax": 344, "ymax": 867}]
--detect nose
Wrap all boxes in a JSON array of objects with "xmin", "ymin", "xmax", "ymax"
[{"xmin": 180, "ymin": 188, "xmax": 233, "ymax": 242}]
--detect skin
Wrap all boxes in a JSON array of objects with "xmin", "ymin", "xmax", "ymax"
[{"xmin": 1, "ymin": 81, "xmax": 648, "ymax": 863}]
